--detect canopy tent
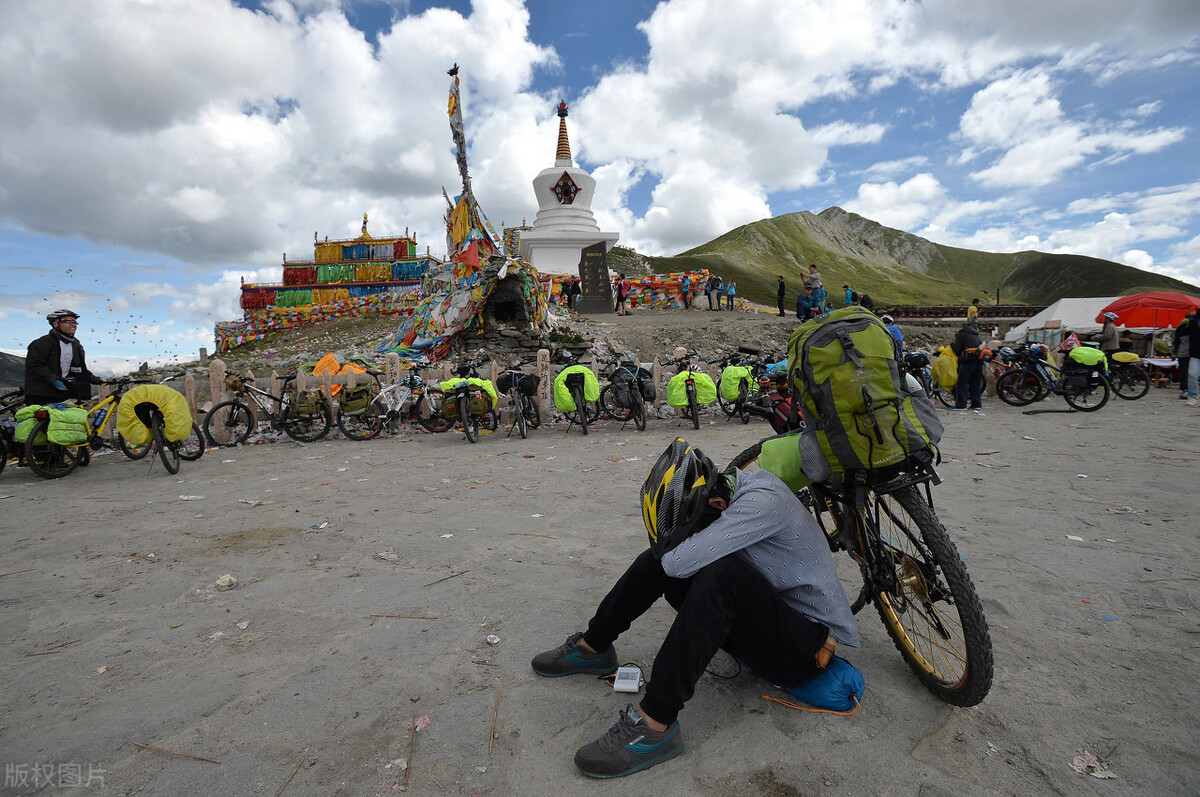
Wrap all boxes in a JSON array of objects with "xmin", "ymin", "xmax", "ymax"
[
  {"xmin": 1096, "ymin": 291, "xmax": 1200, "ymax": 329},
  {"xmin": 1004, "ymin": 297, "xmax": 1120, "ymax": 344}
]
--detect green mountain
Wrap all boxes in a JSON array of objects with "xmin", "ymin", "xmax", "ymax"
[{"xmin": 624, "ymin": 207, "xmax": 1199, "ymax": 308}]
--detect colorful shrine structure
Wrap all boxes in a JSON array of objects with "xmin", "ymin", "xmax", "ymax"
[
  {"xmin": 214, "ymin": 215, "xmax": 444, "ymax": 352},
  {"xmin": 237, "ymin": 214, "xmax": 441, "ymax": 311}
]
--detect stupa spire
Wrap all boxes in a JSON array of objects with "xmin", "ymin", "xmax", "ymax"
[{"xmin": 555, "ymin": 101, "xmax": 572, "ymax": 166}]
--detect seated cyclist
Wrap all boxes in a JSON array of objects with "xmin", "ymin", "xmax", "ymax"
[
  {"xmin": 24, "ymin": 309, "xmax": 103, "ymax": 406},
  {"xmin": 531, "ymin": 438, "xmax": 859, "ymax": 778}
]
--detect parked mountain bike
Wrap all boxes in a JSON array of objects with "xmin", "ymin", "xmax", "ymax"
[
  {"xmin": 497, "ymin": 360, "xmax": 542, "ymax": 439},
  {"xmin": 995, "ymin": 344, "xmax": 1111, "ymax": 411},
  {"xmin": 205, "ymin": 372, "xmax": 333, "ymax": 446},
  {"xmin": 554, "ymin": 358, "xmax": 601, "ymax": 435},
  {"xmin": 730, "ymin": 437, "xmax": 993, "ymax": 707},
  {"xmin": 442, "ymin": 359, "xmax": 499, "ymax": 444},
  {"xmin": 111, "ymin": 374, "xmax": 205, "ymax": 463},
  {"xmin": 335, "ymin": 369, "xmax": 451, "ymax": 440},
  {"xmin": 597, "ymin": 356, "xmax": 651, "ymax": 432},
  {"xmin": 667, "ymin": 349, "xmax": 716, "ymax": 430}
]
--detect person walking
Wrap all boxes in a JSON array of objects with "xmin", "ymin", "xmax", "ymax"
[
  {"xmin": 680, "ymin": 274, "xmax": 692, "ymax": 310},
  {"xmin": 531, "ymin": 439, "xmax": 858, "ymax": 778},
  {"xmin": 615, "ymin": 274, "xmax": 630, "ymax": 316},
  {"xmin": 951, "ymin": 320, "xmax": 984, "ymax": 410},
  {"xmin": 711, "ymin": 275, "xmax": 723, "ymax": 311},
  {"xmin": 777, "ymin": 276, "xmax": 786, "ymax": 317},
  {"xmin": 725, "ymin": 278, "xmax": 736, "ymax": 311},
  {"xmin": 25, "ymin": 309, "xmax": 103, "ymax": 406},
  {"xmin": 967, "ymin": 298, "xmax": 980, "ymax": 324}
]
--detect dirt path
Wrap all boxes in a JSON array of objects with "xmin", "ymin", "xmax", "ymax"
[{"xmin": 1, "ymin": 368, "xmax": 1197, "ymax": 795}]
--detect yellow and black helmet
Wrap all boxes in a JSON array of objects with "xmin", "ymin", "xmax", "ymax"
[{"xmin": 641, "ymin": 438, "xmax": 717, "ymax": 558}]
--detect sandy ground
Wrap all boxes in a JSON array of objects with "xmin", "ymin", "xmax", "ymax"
[{"xmin": 2, "ymin": 312, "xmax": 1199, "ymax": 796}]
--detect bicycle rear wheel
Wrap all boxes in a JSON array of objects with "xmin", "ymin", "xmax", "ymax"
[
  {"xmin": 736, "ymin": 382, "xmax": 751, "ymax": 425},
  {"xmin": 460, "ymin": 394, "xmax": 478, "ymax": 443},
  {"xmin": 1111, "ymin": 365, "xmax": 1150, "ymax": 400},
  {"xmin": 178, "ymin": 422, "xmax": 206, "ymax": 461},
  {"xmin": 632, "ymin": 388, "xmax": 647, "ymax": 431},
  {"xmin": 282, "ymin": 400, "xmax": 332, "ymax": 442},
  {"xmin": 1063, "ymin": 373, "xmax": 1110, "ymax": 412},
  {"xmin": 204, "ymin": 400, "xmax": 254, "ymax": 446},
  {"xmin": 338, "ymin": 402, "xmax": 384, "ymax": 440},
  {"xmin": 414, "ymin": 390, "xmax": 452, "ymax": 433},
  {"xmin": 869, "ymin": 485, "xmax": 993, "ymax": 706},
  {"xmin": 571, "ymin": 384, "xmax": 589, "ymax": 435},
  {"xmin": 715, "ymin": 377, "xmax": 737, "ymax": 417},
  {"xmin": 24, "ymin": 419, "xmax": 84, "ymax": 479},
  {"xmin": 150, "ymin": 409, "xmax": 180, "ymax": 474},
  {"xmin": 686, "ymin": 383, "xmax": 699, "ymax": 430}
]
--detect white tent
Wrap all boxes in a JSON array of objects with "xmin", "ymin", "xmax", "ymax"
[{"xmin": 1004, "ymin": 297, "xmax": 1121, "ymax": 344}]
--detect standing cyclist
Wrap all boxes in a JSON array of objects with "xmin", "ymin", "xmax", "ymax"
[{"xmin": 25, "ymin": 309, "xmax": 103, "ymax": 406}]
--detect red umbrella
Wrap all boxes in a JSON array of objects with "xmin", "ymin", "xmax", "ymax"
[{"xmin": 1097, "ymin": 291, "xmax": 1200, "ymax": 328}]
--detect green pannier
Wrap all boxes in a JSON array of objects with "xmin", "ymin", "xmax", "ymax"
[
  {"xmin": 338, "ymin": 383, "xmax": 375, "ymax": 415},
  {"xmin": 290, "ymin": 388, "xmax": 326, "ymax": 418},
  {"xmin": 552, "ymin": 365, "xmax": 600, "ymax": 412},
  {"xmin": 788, "ymin": 306, "xmax": 942, "ymax": 474},
  {"xmin": 667, "ymin": 370, "xmax": 717, "ymax": 408},
  {"xmin": 14, "ymin": 405, "xmax": 88, "ymax": 446},
  {"xmin": 1068, "ymin": 346, "xmax": 1108, "ymax": 368},
  {"xmin": 438, "ymin": 378, "xmax": 497, "ymax": 415},
  {"xmin": 719, "ymin": 365, "xmax": 752, "ymax": 402}
]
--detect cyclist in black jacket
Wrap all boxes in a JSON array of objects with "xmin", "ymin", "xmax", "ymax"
[{"xmin": 25, "ymin": 309, "xmax": 103, "ymax": 405}]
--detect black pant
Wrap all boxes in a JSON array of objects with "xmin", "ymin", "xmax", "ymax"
[
  {"xmin": 956, "ymin": 360, "xmax": 984, "ymax": 408},
  {"xmin": 706, "ymin": 291, "xmax": 714, "ymax": 310},
  {"xmin": 1179, "ymin": 356, "xmax": 1190, "ymax": 387},
  {"xmin": 778, "ymin": 296, "xmax": 785, "ymax": 316},
  {"xmin": 583, "ymin": 549, "xmax": 827, "ymax": 725}
]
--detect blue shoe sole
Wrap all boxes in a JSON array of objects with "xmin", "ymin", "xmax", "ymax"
[{"xmin": 531, "ymin": 663, "xmax": 614, "ymax": 677}]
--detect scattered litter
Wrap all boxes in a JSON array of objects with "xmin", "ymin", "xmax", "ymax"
[
  {"xmin": 170, "ymin": 622, "xmax": 183, "ymax": 629},
  {"xmin": 440, "ymin": 533, "xmax": 454, "ymax": 539},
  {"xmin": 545, "ymin": 456, "xmax": 556, "ymax": 460},
  {"xmin": 1069, "ymin": 750, "xmax": 1116, "ymax": 779},
  {"xmin": 486, "ymin": 634, "xmax": 501, "ymax": 646},
  {"xmin": 385, "ymin": 758, "xmax": 408, "ymax": 771},
  {"xmin": 207, "ymin": 631, "xmax": 225, "ymax": 641},
  {"xmin": 625, "ymin": 457, "xmax": 640, "ymax": 462},
  {"xmin": 976, "ymin": 450, "xmax": 1000, "ymax": 456},
  {"xmin": 0, "ymin": 495, "xmax": 13, "ymax": 499},
  {"xmin": 236, "ymin": 620, "xmax": 249, "ymax": 630},
  {"xmin": 414, "ymin": 717, "xmax": 430, "ymax": 732},
  {"xmin": 1105, "ymin": 506, "xmax": 1145, "ymax": 515},
  {"xmin": 1100, "ymin": 615, "xmax": 1117, "ymax": 622},
  {"xmin": 214, "ymin": 574, "xmax": 237, "ymax": 590},
  {"xmin": 221, "ymin": 459, "xmax": 236, "ymax": 463},
  {"xmin": 237, "ymin": 498, "xmax": 274, "ymax": 506},
  {"xmin": 309, "ymin": 522, "xmax": 329, "ymax": 531},
  {"xmin": 337, "ymin": 467, "xmax": 348, "ymax": 472},
  {"xmin": 321, "ymin": 481, "xmax": 331, "ymax": 485},
  {"xmin": 97, "ymin": 666, "xmax": 109, "ymax": 674},
  {"xmin": 178, "ymin": 495, "xmax": 205, "ymax": 501},
  {"xmin": 357, "ymin": 478, "xmax": 370, "ymax": 482},
  {"xmin": 376, "ymin": 551, "xmax": 401, "ymax": 563},
  {"xmin": 1076, "ymin": 474, "xmax": 1088, "ymax": 478},
  {"xmin": 1066, "ymin": 535, "xmax": 1084, "ymax": 541},
  {"xmin": 1021, "ymin": 435, "xmax": 1036, "ymax": 441},
  {"xmin": 986, "ymin": 742, "xmax": 998, "ymax": 757},
  {"xmin": 977, "ymin": 463, "xmax": 992, "ymax": 469},
  {"xmin": 530, "ymin": 513, "xmax": 544, "ymax": 518}
]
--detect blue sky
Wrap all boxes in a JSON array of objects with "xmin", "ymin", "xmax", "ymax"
[{"xmin": 2, "ymin": 0, "xmax": 1198, "ymax": 373}]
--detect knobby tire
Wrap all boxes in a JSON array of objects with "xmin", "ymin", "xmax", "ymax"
[
  {"xmin": 460, "ymin": 394, "xmax": 478, "ymax": 443},
  {"xmin": 282, "ymin": 400, "xmax": 332, "ymax": 442},
  {"xmin": 338, "ymin": 401, "xmax": 384, "ymax": 440},
  {"xmin": 151, "ymin": 410, "xmax": 181, "ymax": 475},
  {"xmin": 25, "ymin": 418, "xmax": 84, "ymax": 479},
  {"xmin": 1111, "ymin": 365, "xmax": 1150, "ymax": 400},
  {"xmin": 178, "ymin": 422, "xmax": 206, "ymax": 461},
  {"xmin": 204, "ymin": 400, "xmax": 254, "ymax": 447},
  {"xmin": 515, "ymin": 393, "xmax": 529, "ymax": 438},
  {"xmin": 687, "ymin": 382, "xmax": 699, "ymax": 430}
]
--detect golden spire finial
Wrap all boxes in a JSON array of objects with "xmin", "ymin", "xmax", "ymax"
[{"xmin": 555, "ymin": 101, "xmax": 571, "ymax": 164}]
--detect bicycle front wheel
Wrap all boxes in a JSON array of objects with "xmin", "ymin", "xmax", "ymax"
[
  {"xmin": 571, "ymin": 384, "xmax": 589, "ymax": 435},
  {"xmin": 178, "ymin": 422, "xmax": 206, "ymax": 461},
  {"xmin": 338, "ymin": 402, "xmax": 384, "ymax": 440},
  {"xmin": 25, "ymin": 419, "xmax": 84, "ymax": 479},
  {"xmin": 632, "ymin": 388, "xmax": 647, "ymax": 431},
  {"xmin": 869, "ymin": 485, "xmax": 993, "ymax": 706},
  {"xmin": 204, "ymin": 400, "xmax": 254, "ymax": 446},
  {"xmin": 460, "ymin": 395, "xmax": 478, "ymax": 443},
  {"xmin": 715, "ymin": 376, "xmax": 736, "ymax": 417},
  {"xmin": 514, "ymin": 393, "xmax": 529, "ymax": 438},
  {"xmin": 150, "ymin": 410, "xmax": 180, "ymax": 474},
  {"xmin": 118, "ymin": 431, "xmax": 151, "ymax": 460},
  {"xmin": 1111, "ymin": 365, "xmax": 1150, "ymax": 400},
  {"xmin": 282, "ymin": 401, "xmax": 332, "ymax": 442},
  {"xmin": 687, "ymin": 383, "xmax": 699, "ymax": 430},
  {"xmin": 995, "ymin": 370, "xmax": 1040, "ymax": 406}
]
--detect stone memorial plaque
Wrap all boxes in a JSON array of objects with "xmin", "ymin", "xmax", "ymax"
[{"xmin": 577, "ymin": 242, "xmax": 613, "ymax": 315}]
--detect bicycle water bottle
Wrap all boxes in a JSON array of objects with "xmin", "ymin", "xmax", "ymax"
[{"xmin": 92, "ymin": 406, "xmax": 108, "ymax": 431}]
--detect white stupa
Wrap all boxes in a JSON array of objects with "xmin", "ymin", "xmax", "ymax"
[{"xmin": 518, "ymin": 101, "xmax": 619, "ymax": 274}]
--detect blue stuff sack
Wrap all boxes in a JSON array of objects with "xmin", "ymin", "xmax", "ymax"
[{"xmin": 780, "ymin": 656, "xmax": 865, "ymax": 713}]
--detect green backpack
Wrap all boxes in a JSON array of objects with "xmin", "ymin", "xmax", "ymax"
[{"xmin": 788, "ymin": 306, "xmax": 942, "ymax": 475}]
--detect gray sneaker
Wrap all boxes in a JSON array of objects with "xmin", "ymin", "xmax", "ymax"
[
  {"xmin": 531, "ymin": 631, "xmax": 617, "ymax": 677},
  {"xmin": 574, "ymin": 704, "xmax": 683, "ymax": 778}
]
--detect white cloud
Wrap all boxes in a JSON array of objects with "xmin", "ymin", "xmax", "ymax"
[
  {"xmin": 810, "ymin": 122, "xmax": 888, "ymax": 147},
  {"xmin": 845, "ymin": 173, "xmax": 949, "ymax": 231}
]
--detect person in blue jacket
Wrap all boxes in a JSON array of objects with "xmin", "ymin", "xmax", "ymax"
[{"xmin": 796, "ymin": 286, "xmax": 821, "ymax": 320}]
